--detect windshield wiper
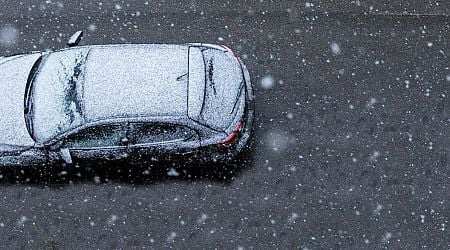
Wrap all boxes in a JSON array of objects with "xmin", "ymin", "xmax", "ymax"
[
  {"xmin": 24, "ymin": 56, "xmax": 43, "ymax": 140},
  {"xmin": 207, "ymin": 58, "xmax": 217, "ymax": 95}
]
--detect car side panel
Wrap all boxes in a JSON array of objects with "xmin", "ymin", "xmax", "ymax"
[
  {"xmin": 0, "ymin": 147, "xmax": 47, "ymax": 167},
  {"xmin": 68, "ymin": 146, "xmax": 129, "ymax": 163}
]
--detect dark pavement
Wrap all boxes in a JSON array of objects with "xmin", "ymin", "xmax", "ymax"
[{"xmin": 0, "ymin": 1, "xmax": 449, "ymax": 248}]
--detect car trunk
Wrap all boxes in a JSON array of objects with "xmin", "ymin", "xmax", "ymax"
[{"xmin": 196, "ymin": 48, "xmax": 244, "ymax": 131}]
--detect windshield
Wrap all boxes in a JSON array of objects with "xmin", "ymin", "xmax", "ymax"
[{"xmin": 25, "ymin": 48, "xmax": 89, "ymax": 143}]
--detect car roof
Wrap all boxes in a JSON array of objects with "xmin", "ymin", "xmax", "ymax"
[
  {"xmin": 82, "ymin": 44, "xmax": 190, "ymax": 122},
  {"xmin": 31, "ymin": 44, "xmax": 213, "ymax": 143}
]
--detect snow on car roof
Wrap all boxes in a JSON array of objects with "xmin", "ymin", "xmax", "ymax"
[{"xmin": 83, "ymin": 44, "xmax": 189, "ymax": 122}]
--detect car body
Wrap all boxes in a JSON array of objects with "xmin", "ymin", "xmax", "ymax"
[{"xmin": 0, "ymin": 43, "xmax": 254, "ymax": 167}]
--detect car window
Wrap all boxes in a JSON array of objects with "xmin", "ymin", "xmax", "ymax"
[
  {"xmin": 130, "ymin": 123, "xmax": 195, "ymax": 145},
  {"xmin": 62, "ymin": 124, "xmax": 125, "ymax": 149}
]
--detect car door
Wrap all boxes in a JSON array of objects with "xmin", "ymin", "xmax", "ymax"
[
  {"xmin": 127, "ymin": 122, "xmax": 200, "ymax": 162},
  {"xmin": 58, "ymin": 123, "xmax": 129, "ymax": 164}
]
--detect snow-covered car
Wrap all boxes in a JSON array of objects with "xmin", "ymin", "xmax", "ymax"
[{"xmin": 0, "ymin": 42, "xmax": 254, "ymax": 167}]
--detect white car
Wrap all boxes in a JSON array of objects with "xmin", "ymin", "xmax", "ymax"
[{"xmin": 0, "ymin": 34, "xmax": 254, "ymax": 166}]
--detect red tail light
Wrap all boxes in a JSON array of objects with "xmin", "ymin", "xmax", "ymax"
[{"xmin": 217, "ymin": 119, "xmax": 244, "ymax": 147}]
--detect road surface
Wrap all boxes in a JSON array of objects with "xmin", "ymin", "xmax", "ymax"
[{"xmin": 0, "ymin": 1, "xmax": 449, "ymax": 248}]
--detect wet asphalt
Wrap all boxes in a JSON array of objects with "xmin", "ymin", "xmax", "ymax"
[{"xmin": 0, "ymin": 1, "xmax": 449, "ymax": 249}]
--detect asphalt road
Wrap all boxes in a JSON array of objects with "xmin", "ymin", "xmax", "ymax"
[{"xmin": 0, "ymin": 1, "xmax": 449, "ymax": 249}]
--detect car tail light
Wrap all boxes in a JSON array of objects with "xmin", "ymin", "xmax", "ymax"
[{"xmin": 217, "ymin": 119, "xmax": 244, "ymax": 147}]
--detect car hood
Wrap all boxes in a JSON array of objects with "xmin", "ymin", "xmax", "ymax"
[{"xmin": 0, "ymin": 53, "xmax": 40, "ymax": 146}]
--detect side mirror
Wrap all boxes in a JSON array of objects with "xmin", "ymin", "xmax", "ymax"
[
  {"xmin": 59, "ymin": 148, "xmax": 73, "ymax": 164},
  {"xmin": 67, "ymin": 31, "xmax": 83, "ymax": 47}
]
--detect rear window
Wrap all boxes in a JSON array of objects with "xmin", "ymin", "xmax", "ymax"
[{"xmin": 199, "ymin": 49, "xmax": 244, "ymax": 131}]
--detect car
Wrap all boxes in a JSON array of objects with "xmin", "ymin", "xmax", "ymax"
[{"xmin": 0, "ymin": 34, "xmax": 254, "ymax": 167}]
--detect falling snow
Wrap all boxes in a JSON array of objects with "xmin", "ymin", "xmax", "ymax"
[
  {"xmin": 0, "ymin": 1, "xmax": 448, "ymax": 249},
  {"xmin": 330, "ymin": 41, "xmax": 341, "ymax": 55},
  {"xmin": 0, "ymin": 25, "xmax": 18, "ymax": 47},
  {"xmin": 260, "ymin": 75, "xmax": 276, "ymax": 89}
]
